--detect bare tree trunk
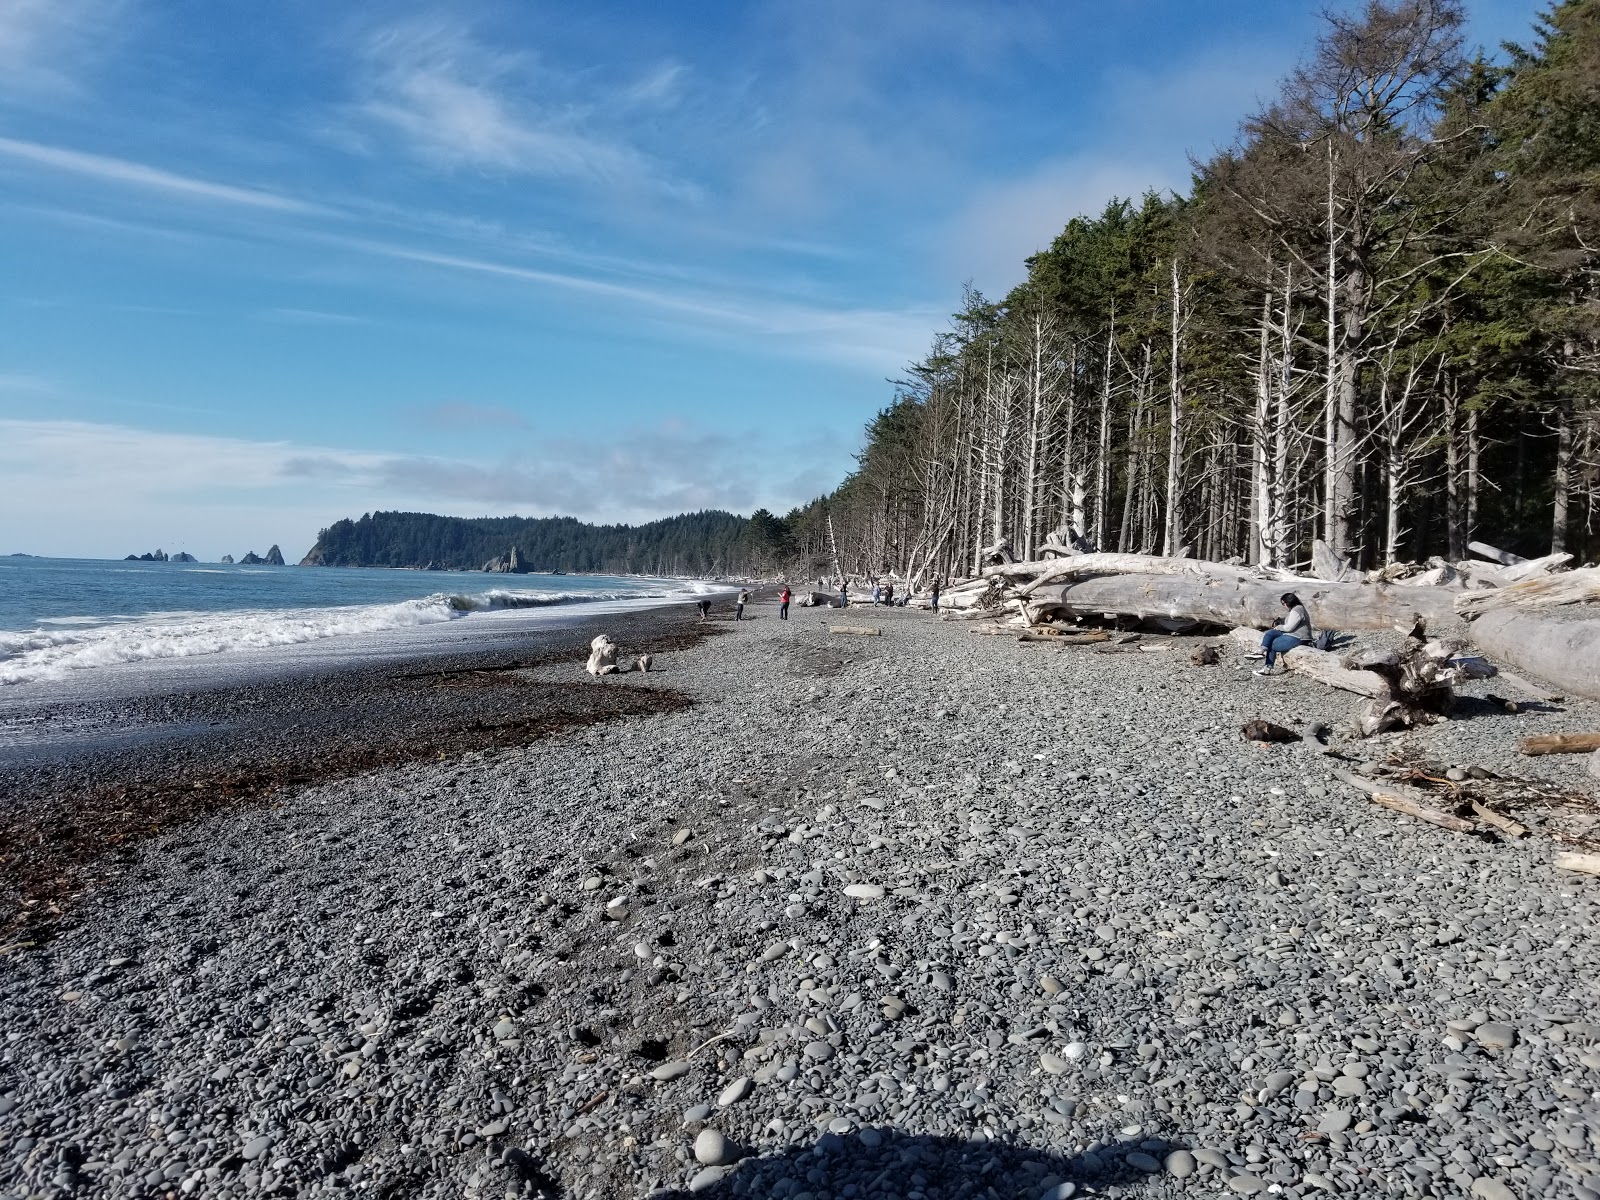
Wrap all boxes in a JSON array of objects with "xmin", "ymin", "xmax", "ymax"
[
  {"xmin": 1444, "ymin": 376, "xmax": 1464, "ymax": 561},
  {"xmin": 1554, "ymin": 396, "xmax": 1574, "ymax": 555},
  {"xmin": 1466, "ymin": 403, "xmax": 1481, "ymax": 547},
  {"xmin": 1163, "ymin": 258, "xmax": 1184, "ymax": 557},
  {"xmin": 1323, "ymin": 140, "xmax": 1340, "ymax": 554},
  {"xmin": 1251, "ymin": 288, "xmax": 1272, "ymax": 565},
  {"xmin": 1095, "ymin": 318, "xmax": 1114, "ymax": 550},
  {"xmin": 1119, "ymin": 346, "xmax": 1149, "ymax": 552}
]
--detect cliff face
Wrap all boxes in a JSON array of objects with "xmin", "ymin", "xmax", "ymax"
[{"xmin": 263, "ymin": 545, "xmax": 286, "ymax": 566}]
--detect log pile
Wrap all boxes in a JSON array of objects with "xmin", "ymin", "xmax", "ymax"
[
  {"xmin": 923, "ymin": 534, "xmax": 1597, "ymax": 705},
  {"xmin": 1333, "ymin": 757, "xmax": 1600, "ymax": 862}
]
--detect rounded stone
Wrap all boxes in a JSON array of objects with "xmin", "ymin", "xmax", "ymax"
[
  {"xmin": 693, "ymin": 1128, "xmax": 737, "ymax": 1166},
  {"xmin": 803, "ymin": 1040, "xmax": 835, "ymax": 1062},
  {"xmin": 1165, "ymin": 1150, "xmax": 1196, "ymax": 1178},
  {"xmin": 651, "ymin": 1061, "xmax": 691, "ymax": 1081},
  {"xmin": 718, "ymin": 1077, "xmax": 753, "ymax": 1106},
  {"xmin": 1125, "ymin": 1151, "xmax": 1159, "ymax": 1172},
  {"xmin": 843, "ymin": 883, "xmax": 885, "ymax": 900}
]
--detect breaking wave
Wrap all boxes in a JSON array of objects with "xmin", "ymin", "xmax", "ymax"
[{"xmin": 0, "ymin": 582, "xmax": 722, "ymax": 685}]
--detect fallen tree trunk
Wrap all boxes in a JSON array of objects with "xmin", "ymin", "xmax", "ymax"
[
  {"xmin": 1469, "ymin": 540, "xmax": 1525, "ymax": 566},
  {"xmin": 830, "ymin": 625, "xmax": 881, "ymax": 637},
  {"xmin": 1555, "ymin": 851, "xmax": 1600, "ymax": 876},
  {"xmin": 1468, "ymin": 609, "xmax": 1600, "ymax": 701},
  {"xmin": 1034, "ymin": 574, "xmax": 1457, "ymax": 632},
  {"xmin": 1518, "ymin": 732, "xmax": 1600, "ymax": 756},
  {"xmin": 1006, "ymin": 552, "xmax": 1290, "ymax": 596},
  {"xmin": 1312, "ymin": 539, "xmax": 1357, "ymax": 582},
  {"xmin": 1333, "ymin": 770, "xmax": 1476, "ymax": 832},
  {"xmin": 1226, "ymin": 628, "xmax": 1385, "ymax": 696},
  {"xmin": 1457, "ymin": 567, "xmax": 1600, "ymax": 616}
]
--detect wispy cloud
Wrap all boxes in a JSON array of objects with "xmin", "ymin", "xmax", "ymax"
[
  {"xmin": 351, "ymin": 20, "xmax": 691, "ymax": 198},
  {"xmin": 0, "ymin": 418, "xmax": 850, "ymax": 558},
  {"xmin": 260, "ymin": 307, "xmax": 372, "ymax": 326},
  {"xmin": 0, "ymin": 136, "xmax": 321, "ymax": 214},
  {"xmin": 0, "ymin": 0, "xmax": 122, "ymax": 97}
]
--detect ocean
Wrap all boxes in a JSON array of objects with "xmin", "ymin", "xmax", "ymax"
[{"xmin": 0, "ymin": 556, "xmax": 723, "ymax": 688}]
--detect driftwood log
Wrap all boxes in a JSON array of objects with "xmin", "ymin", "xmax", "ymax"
[
  {"xmin": 1333, "ymin": 770, "xmax": 1476, "ymax": 832},
  {"xmin": 585, "ymin": 634, "xmax": 621, "ymax": 676},
  {"xmin": 1226, "ymin": 627, "xmax": 1386, "ymax": 695},
  {"xmin": 830, "ymin": 625, "xmax": 882, "ymax": 637},
  {"xmin": 1457, "ymin": 567, "xmax": 1600, "ymax": 616},
  {"xmin": 1518, "ymin": 732, "xmax": 1600, "ymax": 756},
  {"xmin": 1311, "ymin": 539, "xmax": 1357, "ymax": 583},
  {"xmin": 1554, "ymin": 852, "xmax": 1600, "ymax": 876},
  {"xmin": 1468, "ymin": 610, "xmax": 1600, "ymax": 701},
  {"xmin": 1035, "ymin": 575, "xmax": 1455, "ymax": 632},
  {"xmin": 1343, "ymin": 641, "xmax": 1467, "ymax": 737}
]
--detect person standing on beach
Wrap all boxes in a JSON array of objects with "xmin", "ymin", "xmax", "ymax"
[
  {"xmin": 736, "ymin": 587, "xmax": 751, "ymax": 621},
  {"xmin": 930, "ymin": 580, "xmax": 941, "ymax": 612},
  {"xmin": 697, "ymin": 598, "xmax": 711, "ymax": 622},
  {"xmin": 872, "ymin": 581, "xmax": 881, "ymax": 606},
  {"xmin": 884, "ymin": 582, "xmax": 895, "ymax": 606},
  {"xmin": 838, "ymin": 581, "xmax": 849, "ymax": 608},
  {"xmin": 778, "ymin": 585, "xmax": 791, "ymax": 621}
]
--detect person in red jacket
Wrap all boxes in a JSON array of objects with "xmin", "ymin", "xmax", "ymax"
[{"xmin": 778, "ymin": 585, "xmax": 791, "ymax": 621}]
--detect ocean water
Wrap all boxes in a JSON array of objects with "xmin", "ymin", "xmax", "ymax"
[{"xmin": 0, "ymin": 556, "xmax": 721, "ymax": 687}]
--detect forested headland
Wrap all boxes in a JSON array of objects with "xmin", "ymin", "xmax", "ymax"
[
  {"xmin": 809, "ymin": 0, "xmax": 1600, "ymax": 583},
  {"xmin": 303, "ymin": 510, "xmax": 773, "ymax": 577}
]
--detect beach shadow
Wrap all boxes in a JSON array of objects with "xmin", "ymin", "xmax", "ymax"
[{"xmin": 645, "ymin": 1127, "xmax": 1186, "ymax": 1200}]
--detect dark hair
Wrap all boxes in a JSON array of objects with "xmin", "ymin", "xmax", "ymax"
[{"xmin": 1280, "ymin": 592, "xmax": 1302, "ymax": 608}]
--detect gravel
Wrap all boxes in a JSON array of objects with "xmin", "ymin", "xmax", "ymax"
[{"xmin": 1, "ymin": 602, "xmax": 1597, "ymax": 1199}]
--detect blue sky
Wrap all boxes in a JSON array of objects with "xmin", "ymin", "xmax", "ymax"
[{"xmin": 0, "ymin": 0, "xmax": 1541, "ymax": 560}]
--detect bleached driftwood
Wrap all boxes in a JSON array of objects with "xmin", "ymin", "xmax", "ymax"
[
  {"xmin": 1518, "ymin": 732, "xmax": 1600, "ymax": 756},
  {"xmin": 1469, "ymin": 540, "xmax": 1526, "ymax": 566},
  {"xmin": 1227, "ymin": 627, "xmax": 1385, "ymax": 696},
  {"xmin": 1344, "ymin": 639, "xmax": 1469, "ymax": 736},
  {"xmin": 1333, "ymin": 770, "xmax": 1476, "ymax": 832},
  {"xmin": 1457, "ymin": 567, "xmax": 1600, "ymax": 616},
  {"xmin": 1009, "ymin": 552, "xmax": 1287, "ymax": 597},
  {"xmin": 1498, "ymin": 552, "xmax": 1574, "ymax": 584},
  {"xmin": 1036, "ymin": 574, "xmax": 1456, "ymax": 632},
  {"xmin": 830, "ymin": 625, "xmax": 881, "ymax": 637},
  {"xmin": 1554, "ymin": 852, "xmax": 1600, "ymax": 876},
  {"xmin": 1469, "ymin": 609, "xmax": 1600, "ymax": 701},
  {"xmin": 1312, "ymin": 539, "xmax": 1357, "ymax": 583},
  {"xmin": 586, "ymin": 634, "xmax": 621, "ymax": 676},
  {"xmin": 636, "ymin": 654, "xmax": 653, "ymax": 673}
]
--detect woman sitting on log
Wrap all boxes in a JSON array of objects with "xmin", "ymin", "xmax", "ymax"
[{"xmin": 1247, "ymin": 592, "xmax": 1312, "ymax": 677}]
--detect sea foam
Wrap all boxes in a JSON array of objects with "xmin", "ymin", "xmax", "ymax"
[{"xmin": 0, "ymin": 583, "xmax": 715, "ymax": 685}]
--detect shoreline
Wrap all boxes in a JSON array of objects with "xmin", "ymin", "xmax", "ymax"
[
  {"xmin": 1, "ymin": 601, "xmax": 1596, "ymax": 1199},
  {"xmin": 0, "ymin": 598, "xmax": 732, "ymax": 937}
]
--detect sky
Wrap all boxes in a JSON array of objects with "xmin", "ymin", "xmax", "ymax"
[{"xmin": 0, "ymin": 0, "xmax": 1543, "ymax": 561}]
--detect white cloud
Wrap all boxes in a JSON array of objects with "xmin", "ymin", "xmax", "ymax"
[
  {"xmin": 0, "ymin": 418, "xmax": 850, "ymax": 560},
  {"xmin": 0, "ymin": 0, "xmax": 121, "ymax": 96},
  {"xmin": 352, "ymin": 21, "xmax": 690, "ymax": 198},
  {"xmin": 0, "ymin": 136, "xmax": 320, "ymax": 214}
]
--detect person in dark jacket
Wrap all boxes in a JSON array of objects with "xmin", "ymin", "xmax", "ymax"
[{"xmin": 735, "ymin": 587, "xmax": 751, "ymax": 620}]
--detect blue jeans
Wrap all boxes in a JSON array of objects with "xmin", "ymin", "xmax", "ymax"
[{"xmin": 1261, "ymin": 630, "xmax": 1303, "ymax": 667}]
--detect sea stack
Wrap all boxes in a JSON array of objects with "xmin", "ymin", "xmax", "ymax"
[{"xmin": 264, "ymin": 545, "xmax": 286, "ymax": 566}]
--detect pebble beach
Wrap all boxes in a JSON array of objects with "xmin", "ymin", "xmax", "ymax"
[{"xmin": 2, "ymin": 599, "xmax": 1598, "ymax": 1200}]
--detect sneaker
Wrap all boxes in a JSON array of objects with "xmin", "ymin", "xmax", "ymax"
[
  {"xmin": 1253, "ymin": 666, "xmax": 1282, "ymax": 677},
  {"xmin": 1242, "ymin": 651, "xmax": 1265, "ymax": 661}
]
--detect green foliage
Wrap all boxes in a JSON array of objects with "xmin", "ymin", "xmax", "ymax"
[{"xmin": 308, "ymin": 510, "xmax": 762, "ymax": 576}]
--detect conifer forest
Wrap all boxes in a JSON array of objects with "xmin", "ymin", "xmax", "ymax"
[{"xmin": 798, "ymin": 0, "xmax": 1600, "ymax": 584}]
